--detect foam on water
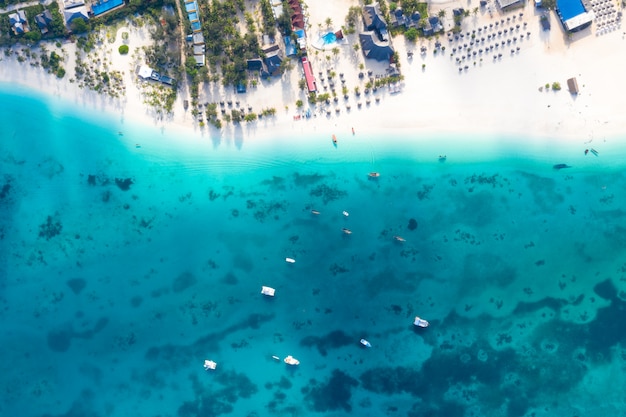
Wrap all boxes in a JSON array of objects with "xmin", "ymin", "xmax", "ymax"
[{"xmin": 2, "ymin": 84, "xmax": 626, "ymax": 417}]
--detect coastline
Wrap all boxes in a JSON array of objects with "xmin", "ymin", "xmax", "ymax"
[{"xmin": 1, "ymin": 0, "xmax": 625, "ymax": 150}]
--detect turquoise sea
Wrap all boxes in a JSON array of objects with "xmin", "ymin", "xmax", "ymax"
[{"xmin": 1, "ymin": 83, "xmax": 626, "ymax": 417}]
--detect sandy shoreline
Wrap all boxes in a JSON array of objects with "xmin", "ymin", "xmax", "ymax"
[{"xmin": 1, "ymin": 0, "xmax": 625, "ymax": 148}]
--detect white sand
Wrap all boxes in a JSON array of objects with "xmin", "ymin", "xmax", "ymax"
[{"xmin": 1, "ymin": 0, "xmax": 625, "ymax": 147}]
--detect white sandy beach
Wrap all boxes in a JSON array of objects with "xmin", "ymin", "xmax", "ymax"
[{"xmin": 1, "ymin": 0, "xmax": 625, "ymax": 146}]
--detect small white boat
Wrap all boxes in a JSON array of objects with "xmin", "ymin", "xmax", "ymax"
[
  {"xmin": 342, "ymin": 210, "xmax": 349, "ymax": 217},
  {"xmin": 311, "ymin": 210, "xmax": 321, "ymax": 215},
  {"xmin": 272, "ymin": 355, "xmax": 280, "ymax": 361},
  {"xmin": 261, "ymin": 286, "xmax": 276, "ymax": 296},
  {"xmin": 393, "ymin": 236, "xmax": 406, "ymax": 242},
  {"xmin": 284, "ymin": 355, "xmax": 300, "ymax": 366},
  {"xmin": 414, "ymin": 316, "xmax": 429, "ymax": 328},
  {"xmin": 203, "ymin": 360, "xmax": 217, "ymax": 370},
  {"xmin": 360, "ymin": 339, "xmax": 372, "ymax": 348},
  {"xmin": 285, "ymin": 257, "xmax": 296, "ymax": 263},
  {"xmin": 342, "ymin": 228, "xmax": 352, "ymax": 235}
]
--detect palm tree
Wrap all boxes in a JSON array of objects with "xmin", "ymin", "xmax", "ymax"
[
  {"xmin": 332, "ymin": 47, "xmax": 340, "ymax": 57},
  {"xmin": 325, "ymin": 17, "xmax": 333, "ymax": 28},
  {"xmin": 438, "ymin": 9, "xmax": 446, "ymax": 19},
  {"xmin": 473, "ymin": 7, "xmax": 479, "ymax": 16}
]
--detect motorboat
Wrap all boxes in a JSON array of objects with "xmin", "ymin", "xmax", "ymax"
[
  {"xmin": 368, "ymin": 172, "xmax": 380, "ymax": 178},
  {"xmin": 261, "ymin": 286, "xmax": 276, "ymax": 296},
  {"xmin": 414, "ymin": 316, "xmax": 429, "ymax": 328},
  {"xmin": 285, "ymin": 258, "xmax": 296, "ymax": 263},
  {"xmin": 342, "ymin": 228, "xmax": 352, "ymax": 235},
  {"xmin": 342, "ymin": 210, "xmax": 349, "ymax": 217},
  {"xmin": 272, "ymin": 355, "xmax": 280, "ymax": 361},
  {"xmin": 203, "ymin": 360, "xmax": 217, "ymax": 370},
  {"xmin": 284, "ymin": 355, "xmax": 300, "ymax": 366},
  {"xmin": 393, "ymin": 236, "xmax": 406, "ymax": 242},
  {"xmin": 311, "ymin": 210, "xmax": 321, "ymax": 215},
  {"xmin": 360, "ymin": 339, "xmax": 371, "ymax": 348}
]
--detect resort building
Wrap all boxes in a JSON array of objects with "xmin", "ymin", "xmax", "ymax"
[
  {"xmin": 495, "ymin": 0, "xmax": 526, "ymax": 10},
  {"xmin": 359, "ymin": 3, "xmax": 395, "ymax": 62},
  {"xmin": 390, "ymin": 8, "xmax": 421, "ymax": 29},
  {"xmin": 359, "ymin": 32, "xmax": 394, "ymax": 61},
  {"xmin": 422, "ymin": 16, "xmax": 443, "ymax": 36},
  {"xmin": 136, "ymin": 65, "xmax": 175, "ymax": 86},
  {"xmin": 301, "ymin": 56, "xmax": 317, "ymax": 93},
  {"xmin": 264, "ymin": 52, "xmax": 283, "ymax": 76},
  {"xmin": 91, "ymin": 0, "xmax": 125, "ymax": 17},
  {"xmin": 556, "ymin": 0, "xmax": 593, "ymax": 31},
  {"xmin": 62, "ymin": 0, "xmax": 89, "ymax": 27},
  {"xmin": 34, "ymin": 10, "xmax": 53, "ymax": 35},
  {"xmin": 8, "ymin": 10, "xmax": 29, "ymax": 35},
  {"xmin": 288, "ymin": 0, "xmax": 305, "ymax": 30},
  {"xmin": 184, "ymin": 0, "xmax": 205, "ymax": 66}
]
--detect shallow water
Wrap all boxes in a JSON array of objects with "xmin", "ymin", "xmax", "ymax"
[{"xmin": 1, "ymin": 85, "xmax": 626, "ymax": 417}]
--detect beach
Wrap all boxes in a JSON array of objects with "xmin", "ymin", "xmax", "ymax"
[
  {"xmin": 1, "ymin": 0, "xmax": 625, "ymax": 146},
  {"xmin": 2, "ymin": 1, "xmax": 626, "ymax": 417}
]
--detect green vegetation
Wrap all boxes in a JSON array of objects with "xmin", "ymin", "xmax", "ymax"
[
  {"xmin": 345, "ymin": 6, "xmax": 361, "ymax": 34},
  {"xmin": 551, "ymin": 82, "xmax": 561, "ymax": 91},
  {"xmin": 231, "ymin": 109, "xmax": 242, "ymax": 124},
  {"xmin": 388, "ymin": 1, "xmax": 430, "ymax": 38},
  {"xmin": 259, "ymin": 0, "xmax": 276, "ymax": 36},
  {"xmin": 118, "ymin": 44, "xmax": 129, "ymax": 54},
  {"xmin": 405, "ymin": 27, "xmax": 419, "ymax": 42},
  {"xmin": 70, "ymin": 17, "xmax": 90, "ymax": 34},
  {"xmin": 40, "ymin": 50, "xmax": 65, "ymax": 78},
  {"xmin": 243, "ymin": 112, "xmax": 257, "ymax": 122}
]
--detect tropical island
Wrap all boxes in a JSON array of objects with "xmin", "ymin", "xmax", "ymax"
[{"xmin": 0, "ymin": 0, "xmax": 624, "ymax": 143}]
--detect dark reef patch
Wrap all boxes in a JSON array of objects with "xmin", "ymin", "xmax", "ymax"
[
  {"xmin": 309, "ymin": 183, "xmax": 347, "ymax": 204},
  {"xmin": 304, "ymin": 369, "xmax": 358, "ymax": 412},
  {"xmin": 0, "ymin": 176, "xmax": 12, "ymax": 201},
  {"xmin": 66, "ymin": 278, "xmax": 86, "ymax": 294},
  {"xmin": 246, "ymin": 199, "xmax": 287, "ymax": 222},
  {"xmin": 172, "ymin": 272, "xmax": 197, "ymax": 293},
  {"xmin": 39, "ymin": 390, "xmax": 101, "ymax": 417},
  {"xmin": 260, "ymin": 176, "xmax": 286, "ymax": 190},
  {"xmin": 130, "ymin": 296, "xmax": 143, "ymax": 307},
  {"xmin": 114, "ymin": 177, "xmax": 133, "ymax": 191},
  {"xmin": 178, "ymin": 371, "xmax": 258, "ymax": 417},
  {"xmin": 293, "ymin": 172, "xmax": 325, "ymax": 187},
  {"xmin": 585, "ymin": 279, "xmax": 626, "ymax": 355},
  {"xmin": 38, "ymin": 215, "xmax": 62, "ymax": 240},
  {"xmin": 300, "ymin": 330, "xmax": 353, "ymax": 356},
  {"xmin": 519, "ymin": 172, "xmax": 564, "ymax": 212},
  {"xmin": 47, "ymin": 329, "xmax": 73, "ymax": 352},
  {"xmin": 220, "ymin": 272, "xmax": 238, "ymax": 285},
  {"xmin": 408, "ymin": 218, "xmax": 418, "ymax": 230}
]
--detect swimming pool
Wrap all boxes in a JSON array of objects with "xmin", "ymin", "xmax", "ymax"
[
  {"xmin": 322, "ymin": 32, "xmax": 337, "ymax": 45},
  {"xmin": 557, "ymin": 0, "xmax": 586, "ymax": 20}
]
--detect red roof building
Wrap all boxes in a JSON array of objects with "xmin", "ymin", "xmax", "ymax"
[{"xmin": 301, "ymin": 57, "xmax": 317, "ymax": 93}]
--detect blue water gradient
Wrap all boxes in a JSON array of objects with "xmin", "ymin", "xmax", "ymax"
[{"xmin": 1, "ymin": 84, "xmax": 626, "ymax": 417}]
